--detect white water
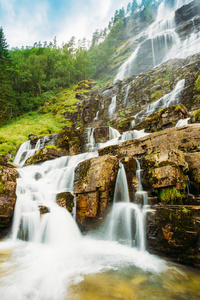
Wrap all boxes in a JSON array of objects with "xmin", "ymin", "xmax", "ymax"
[
  {"xmin": 93, "ymin": 110, "xmax": 99, "ymax": 121},
  {"xmin": 0, "ymin": 136, "xmax": 168, "ymax": 300},
  {"xmin": 100, "ymin": 161, "xmax": 146, "ymax": 250},
  {"xmin": 133, "ymin": 79, "xmax": 185, "ymax": 124},
  {"xmin": 13, "ymin": 135, "xmax": 58, "ymax": 167},
  {"xmin": 124, "ymin": 84, "xmax": 131, "ymax": 107},
  {"xmin": 176, "ymin": 117, "xmax": 190, "ymax": 126},
  {"xmin": 108, "ymin": 95, "xmax": 117, "ymax": 116},
  {"xmin": 115, "ymin": 0, "xmax": 200, "ymax": 81},
  {"xmin": 11, "ymin": 152, "xmax": 97, "ymax": 244},
  {"xmin": 121, "ymin": 129, "xmax": 149, "ymax": 141}
]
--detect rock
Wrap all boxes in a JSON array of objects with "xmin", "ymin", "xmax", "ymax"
[
  {"xmin": 99, "ymin": 124, "xmax": 200, "ymax": 158},
  {"xmin": 185, "ymin": 152, "xmax": 200, "ymax": 193},
  {"xmin": 146, "ymin": 205, "xmax": 200, "ymax": 267},
  {"xmin": 134, "ymin": 104, "xmax": 189, "ymax": 132},
  {"xmin": 73, "ymin": 155, "xmax": 119, "ymax": 231},
  {"xmin": 56, "ymin": 192, "xmax": 74, "ymax": 213},
  {"xmin": 25, "ymin": 146, "xmax": 62, "ymax": 165},
  {"xmin": 0, "ymin": 157, "xmax": 18, "ymax": 234},
  {"xmin": 55, "ymin": 129, "xmax": 85, "ymax": 156},
  {"xmin": 175, "ymin": 1, "xmax": 200, "ymax": 25}
]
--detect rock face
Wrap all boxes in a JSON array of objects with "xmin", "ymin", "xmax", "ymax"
[
  {"xmin": 97, "ymin": 124, "xmax": 200, "ymax": 267},
  {"xmin": 147, "ymin": 205, "xmax": 200, "ymax": 267},
  {"xmin": 134, "ymin": 104, "xmax": 189, "ymax": 132},
  {"xmin": 73, "ymin": 155, "xmax": 118, "ymax": 231},
  {"xmin": 56, "ymin": 192, "xmax": 74, "ymax": 213},
  {"xmin": 0, "ymin": 156, "xmax": 18, "ymax": 237}
]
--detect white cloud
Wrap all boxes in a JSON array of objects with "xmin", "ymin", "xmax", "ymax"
[
  {"xmin": 0, "ymin": 0, "xmax": 131, "ymax": 48},
  {"xmin": 56, "ymin": 0, "xmax": 131, "ymax": 45}
]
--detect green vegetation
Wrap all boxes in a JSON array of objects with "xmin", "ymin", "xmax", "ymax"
[
  {"xmin": 151, "ymin": 90, "xmax": 163, "ymax": 101},
  {"xmin": 194, "ymin": 110, "xmax": 200, "ymax": 121},
  {"xmin": 160, "ymin": 187, "xmax": 186, "ymax": 205},
  {"xmin": 0, "ymin": 0, "xmax": 162, "ymax": 156}
]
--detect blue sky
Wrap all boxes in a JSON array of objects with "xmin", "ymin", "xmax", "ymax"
[{"xmin": 0, "ymin": 0, "xmax": 131, "ymax": 48}]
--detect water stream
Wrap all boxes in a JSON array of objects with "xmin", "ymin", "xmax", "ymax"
[
  {"xmin": 115, "ymin": 0, "xmax": 200, "ymax": 81},
  {"xmin": 0, "ymin": 131, "xmax": 199, "ymax": 298}
]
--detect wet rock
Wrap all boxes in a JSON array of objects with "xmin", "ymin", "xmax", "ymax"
[
  {"xmin": 99, "ymin": 124, "xmax": 200, "ymax": 158},
  {"xmin": 134, "ymin": 104, "xmax": 189, "ymax": 132},
  {"xmin": 56, "ymin": 192, "xmax": 74, "ymax": 213},
  {"xmin": 55, "ymin": 129, "xmax": 85, "ymax": 155},
  {"xmin": 0, "ymin": 156, "xmax": 18, "ymax": 234},
  {"xmin": 25, "ymin": 146, "xmax": 62, "ymax": 165},
  {"xmin": 185, "ymin": 152, "xmax": 200, "ymax": 194},
  {"xmin": 73, "ymin": 155, "xmax": 118, "ymax": 231},
  {"xmin": 175, "ymin": 1, "xmax": 200, "ymax": 26},
  {"xmin": 146, "ymin": 205, "xmax": 200, "ymax": 267}
]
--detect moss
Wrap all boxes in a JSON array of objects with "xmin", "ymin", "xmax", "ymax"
[
  {"xmin": 45, "ymin": 145, "xmax": 57, "ymax": 150},
  {"xmin": 119, "ymin": 111, "xmax": 125, "ymax": 117},
  {"xmin": 0, "ymin": 204, "xmax": 7, "ymax": 214},
  {"xmin": 182, "ymin": 206, "xmax": 190, "ymax": 214},
  {"xmin": 195, "ymin": 74, "xmax": 200, "ymax": 92},
  {"xmin": 0, "ymin": 182, "xmax": 5, "ymax": 194},
  {"xmin": 79, "ymin": 160, "xmax": 91, "ymax": 181},
  {"xmin": 194, "ymin": 110, "xmax": 200, "ymax": 121},
  {"xmin": 159, "ymin": 188, "xmax": 186, "ymax": 205},
  {"xmin": 151, "ymin": 90, "xmax": 163, "ymax": 100},
  {"xmin": 174, "ymin": 104, "xmax": 183, "ymax": 112}
]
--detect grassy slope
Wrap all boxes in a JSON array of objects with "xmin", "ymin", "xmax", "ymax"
[{"xmin": 0, "ymin": 85, "xmax": 89, "ymax": 157}]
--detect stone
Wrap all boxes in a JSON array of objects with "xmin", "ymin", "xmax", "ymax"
[
  {"xmin": 185, "ymin": 152, "xmax": 200, "ymax": 193},
  {"xmin": 0, "ymin": 158, "xmax": 18, "ymax": 232},
  {"xmin": 146, "ymin": 205, "xmax": 200, "ymax": 267},
  {"xmin": 56, "ymin": 192, "xmax": 74, "ymax": 213},
  {"xmin": 152, "ymin": 166, "xmax": 185, "ymax": 189},
  {"xmin": 74, "ymin": 155, "xmax": 119, "ymax": 230}
]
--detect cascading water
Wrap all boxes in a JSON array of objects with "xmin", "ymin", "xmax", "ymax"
[
  {"xmin": 12, "ymin": 152, "xmax": 97, "ymax": 244},
  {"xmin": 133, "ymin": 79, "xmax": 185, "ymax": 124},
  {"xmin": 13, "ymin": 134, "xmax": 58, "ymax": 167},
  {"xmin": 108, "ymin": 95, "xmax": 117, "ymax": 116},
  {"xmin": 100, "ymin": 161, "xmax": 147, "ymax": 251},
  {"xmin": 124, "ymin": 84, "xmax": 131, "ymax": 108},
  {"xmin": 176, "ymin": 117, "xmax": 190, "ymax": 126},
  {"xmin": 115, "ymin": 0, "xmax": 200, "ymax": 81}
]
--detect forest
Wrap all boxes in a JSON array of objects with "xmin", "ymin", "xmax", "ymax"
[{"xmin": 0, "ymin": 0, "xmax": 161, "ymax": 125}]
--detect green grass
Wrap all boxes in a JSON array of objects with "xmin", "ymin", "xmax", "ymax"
[
  {"xmin": 0, "ymin": 84, "xmax": 95, "ymax": 157},
  {"xmin": 0, "ymin": 112, "xmax": 64, "ymax": 157}
]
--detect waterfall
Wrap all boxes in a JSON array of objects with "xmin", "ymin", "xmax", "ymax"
[
  {"xmin": 121, "ymin": 129, "xmax": 149, "ymax": 141},
  {"xmin": 115, "ymin": 0, "xmax": 200, "ymax": 81},
  {"xmin": 93, "ymin": 111, "xmax": 99, "ymax": 121},
  {"xmin": 124, "ymin": 84, "xmax": 131, "ymax": 108},
  {"xmin": 14, "ymin": 135, "xmax": 58, "ymax": 167},
  {"xmin": 11, "ymin": 152, "xmax": 97, "ymax": 244},
  {"xmin": 108, "ymin": 95, "xmax": 117, "ymax": 116},
  {"xmin": 100, "ymin": 161, "xmax": 147, "ymax": 250},
  {"xmin": 176, "ymin": 117, "xmax": 190, "ymax": 127},
  {"xmin": 133, "ymin": 79, "xmax": 185, "ymax": 124}
]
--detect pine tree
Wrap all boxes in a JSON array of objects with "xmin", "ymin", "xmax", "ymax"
[{"xmin": 0, "ymin": 27, "xmax": 9, "ymax": 62}]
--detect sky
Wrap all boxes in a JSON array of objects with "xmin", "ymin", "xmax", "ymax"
[{"xmin": 0, "ymin": 0, "xmax": 131, "ymax": 49}]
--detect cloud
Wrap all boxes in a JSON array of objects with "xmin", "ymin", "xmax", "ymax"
[
  {"xmin": 0, "ymin": 0, "xmax": 131, "ymax": 48},
  {"xmin": 56, "ymin": 0, "xmax": 131, "ymax": 45}
]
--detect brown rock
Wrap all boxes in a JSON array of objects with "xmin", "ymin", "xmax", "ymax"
[{"xmin": 74, "ymin": 155, "xmax": 119, "ymax": 230}]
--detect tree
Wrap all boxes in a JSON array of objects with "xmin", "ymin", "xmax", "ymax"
[{"xmin": 0, "ymin": 27, "xmax": 9, "ymax": 63}]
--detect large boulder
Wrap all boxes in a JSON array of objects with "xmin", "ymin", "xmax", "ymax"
[
  {"xmin": 134, "ymin": 104, "xmax": 189, "ymax": 132},
  {"xmin": 73, "ymin": 155, "xmax": 119, "ymax": 231},
  {"xmin": 146, "ymin": 205, "xmax": 200, "ymax": 267}
]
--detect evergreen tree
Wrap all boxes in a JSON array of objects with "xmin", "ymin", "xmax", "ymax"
[{"xmin": 0, "ymin": 27, "xmax": 9, "ymax": 62}]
